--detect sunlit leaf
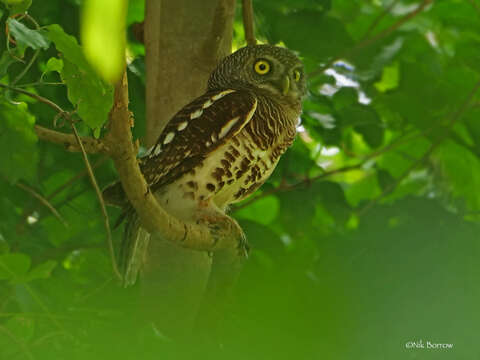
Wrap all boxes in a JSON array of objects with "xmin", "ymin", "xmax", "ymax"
[
  {"xmin": 235, "ymin": 196, "xmax": 280, "ymax": 225},
  {"xmin": 44, "ymin": 57, "xmax": 64, "ymax": 74},
  {"xmin": 45, "ymin": 24, "xmax": 113, "ymax": 129},
  {"xmin": 6, "ymin": 18, "xmax": 50, "ymax": 53},
  {"xmin": 0, "ymin": 253, "xmax": 31, "ymax": 281},
  {"xmin": 81, "ymin": 0, "xmax": 127, "ymax": 83},
  {"xmin": 26, "ymin": 260, "xmax": 58, "ymax": 281}
]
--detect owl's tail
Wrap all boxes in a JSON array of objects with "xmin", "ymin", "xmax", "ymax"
[
  {"xmin": 119, "ymin": 209, "xmax": 150, "ymax": 287},
  {"xmin": 102, "ymin": 181, "xmax": 150, "ymax": 287}
]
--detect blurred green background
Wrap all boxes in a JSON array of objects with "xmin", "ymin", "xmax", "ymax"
[{"xmin": 1, "ymin": 0, "xmax": 479, "ymax": 358}]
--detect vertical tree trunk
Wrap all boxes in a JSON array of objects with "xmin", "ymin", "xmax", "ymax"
[{"xmin": 142, "ymin": 0, "xmax": 236, "ymax": 339}]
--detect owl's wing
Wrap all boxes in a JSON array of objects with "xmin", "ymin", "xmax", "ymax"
[{"xmin": 140, "ymin": 89, "xmax": 258, "ymax": 191}]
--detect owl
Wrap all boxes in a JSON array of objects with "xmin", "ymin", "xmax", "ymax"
[{"xmin": 104, "ymin": 44, "xmax": 306, "ymax": 286}]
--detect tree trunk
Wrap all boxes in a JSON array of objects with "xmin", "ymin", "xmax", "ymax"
[{"xmin": 142, "ymin": 0, "xmax": 236, "ymax": 339}]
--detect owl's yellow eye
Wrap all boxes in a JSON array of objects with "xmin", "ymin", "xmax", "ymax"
[
  {"xmin": 293, "ymin": 69, "xmax": 301, "ymax": 82},
  {"xmin": 254, "ymin": 60, "xmax": 271, "ymax": 75}
]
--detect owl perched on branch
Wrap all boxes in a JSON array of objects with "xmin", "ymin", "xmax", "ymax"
[{"xmin": 104, "ymin": 44, "xmax": 306, "ymax": 286}]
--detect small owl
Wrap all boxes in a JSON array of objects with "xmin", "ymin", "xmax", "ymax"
[{"xmin": 105, "ymin": 44, "xmax": 306, "ymax": 286}]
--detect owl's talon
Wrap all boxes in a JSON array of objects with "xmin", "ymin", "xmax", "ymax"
[
  {"xmin": 196, "ymin": 212, "xmax": 248, "ymax": 256},
  {"xmin": 237, "ymin": 233, "xmax": 250, "ymax": 259}
]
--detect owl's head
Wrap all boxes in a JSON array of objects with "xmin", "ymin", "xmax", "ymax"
[{"xmin": 208, "ymin": 44, "xmax": 306, "ymax": 103}]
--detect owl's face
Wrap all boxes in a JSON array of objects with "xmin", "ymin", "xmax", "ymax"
[{"xmin": 208, "ymin": 45, "xmax": 307, "ymax": 104}]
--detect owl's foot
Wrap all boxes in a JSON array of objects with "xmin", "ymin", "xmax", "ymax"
[{"xmin": 196, "ymin": 212, "xmax": 249, "ymax": 258}]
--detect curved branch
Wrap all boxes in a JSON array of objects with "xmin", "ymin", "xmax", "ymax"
[
  {"xmin": 105, "ymin": 71, "xmax": 240, "ymax": 252},
  {"xmin": 308, "ymin": 0, "xmax": 434, "ymax": 77}
]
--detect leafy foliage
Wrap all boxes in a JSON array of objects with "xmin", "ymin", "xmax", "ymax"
[{"xmin": 0, "ymin": 0, "xmax": 479, "ymax": 359}]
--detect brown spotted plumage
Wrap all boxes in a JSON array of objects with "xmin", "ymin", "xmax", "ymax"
[{"xmin": 103, "ymin": 44, "xmax": 306, "ymax": 286}]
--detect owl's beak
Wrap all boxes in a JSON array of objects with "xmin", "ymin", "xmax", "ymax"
[{"xmin": 282, "ymin": 75, "xmax": 290, "ymax": 95}]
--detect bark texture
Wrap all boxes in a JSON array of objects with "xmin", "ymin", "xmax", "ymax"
[{"xmin": 142, "ymin": 0, "xmax": 236, "ymax": 339}]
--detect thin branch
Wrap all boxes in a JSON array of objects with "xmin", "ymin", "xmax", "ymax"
[
  {"xmin": 47, "ymin": 156, "xmax": 109, "ymax": 200},
  {"xmin": 70, "ymin": 122, "xmax": 121, "ymax": 281},
  {"xmin": 242, "ymin": 0, "xmax": 256, "ymax": 46},
  {"xmin": 362, "ymin": 0, "xmax": 401, "ymax": 40},
  {"xmin": 309, "ymin": 0, "xmax": 433, "ymax": 77},
  {"xmin": 104, "ymin": 70, "xmax": 241, "ymax": 252},
  {"xmin": 354, "ymin": 0, "xmax": 433, "ymax": 52},
  {"xmin": 15, "ymin": 182, "xmax": 68, "ymax": 228},
  {"xmin": 358, "ymin": 78, "xmax": 480, "ymax": 215},
  {"xmin": 12, "ymin": 49, "xmax": 40, "ymax": 86},
  {"xmin": 0, "ymin": 84, "xmax": 109, "ymax": 154},
  {"xmin": 34, "ymin": 125, "xmax": 109, "ymax": 154},
  {"xmin": 0, "ymin": 325, "xmax": 34, "ymax": 360},
  {"xmin": 0, "ymin": 83, "xmax": 64, "ymax": 112},
  {"xmin": 17, "ymin": 157, "xmax": 108, "ymax": 234}
]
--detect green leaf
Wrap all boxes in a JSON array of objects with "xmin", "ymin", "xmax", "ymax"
[
  {"xmin": 0, "ymin": 101, "xmax": 38, "ymax": 183},
  {"xmin": 235, "ymin": 196, "xmax": 280, "ymax": 225},
  {"xmin": 127, "ymin": 0, "xmax": 145, "ymax": 25},
  {"xmin": 1, "ymin": 0, "xmax": 32, "ymax": 13},
  {"xmin": 61, "ymin": 58, "xmax": 114, "ymax": 129},
  {"xmin": 374, "ymin": 62, "xmax": 399, "ymax": 92},
  {"xmin": 0, "ymin": 253, "xmax": 31, "ymax": 281},
  {"xmin": 6, "ymin": 18, "xmax": 50, "ymax": 52},
  {"xmin": 44, "ymin": 57, "xmax": 64, "ymax": 74},
  {"xmin": 26, "ymin": 260, "xmax": 58, "ymax": 281},
  {"xmin": 269, "ymin": 11, "xmax": 353, "ymax": 63},
  {"xmin": 338, "ymin": 104, "xmax": 384, "ymax": 148},
  {"xmin": 332, "ymin": 87, "xmax": 357, "ymax": 111},
  {"xmin": 433, "ymin": 140, "xmax": 480, "ymax": 212},
  {"xmin": 45, "ymin": 24, "xmax": 114, "ymax": 129},
  {"xmin": 45, "ymin": 24, "xmax": 91, "ymax": 69},
  {"xmin": 345, "ymin": 172, "xmax": 382, "ymax": 207},
  {"xmin": 81, "ymin": 0, "xmax": 127, "ymax": 82}
]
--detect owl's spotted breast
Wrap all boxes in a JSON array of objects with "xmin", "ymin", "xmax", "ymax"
[{"xmin": 169, "ymin": 94, "xmax": 299, "ymax": 210}]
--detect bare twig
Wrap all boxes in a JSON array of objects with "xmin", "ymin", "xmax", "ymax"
[
  {"xmin": 0, "ymin": 84, "xmax": 109, "ymax": 154},
  {"xmin": 362, "ymin": 0, "xmax": 401, "ymax": 40},
  {"xmin": 242, "ymin": 0, "xmax": 256, "ymax": 46},
  {"xmin": 48, "ymin": 156, "xmax": 109, "ymax": 200},
  {"xmin": 309, "ymin": 0, "xmax": 434, "ymax": 77},
  {"xmin": 70, "ymin": 122, "xmax": 121, "ymax": 281},
  {"xmin": 0, "ymin": 324, "xmax": 34, "ymax": 360},
  {"xmin": 15, "ymin": 182, "xmax": 68, "ymax": 228},
  {"xmin": 17, "ymin": 157, "xmax": 108, "ymax": 234},
  {"xmin": 0, "ymin": 83, "xmax": 64, "ymax": 112},
  {"xmin": 354, "ymin": 0, "xmax": 433, "ymax": 52},
  {"xmin": 358, "ymin": 79, "xmax": 480, "ymax": 215},
  {"xmin": 12, "ymin": 49, "xmax": 40, "ymax": 86}
]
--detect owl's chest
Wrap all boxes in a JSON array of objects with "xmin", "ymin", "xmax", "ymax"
[{"xmin": 177, "ymin": 112, "xmax": 297, "ymax": 208}]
